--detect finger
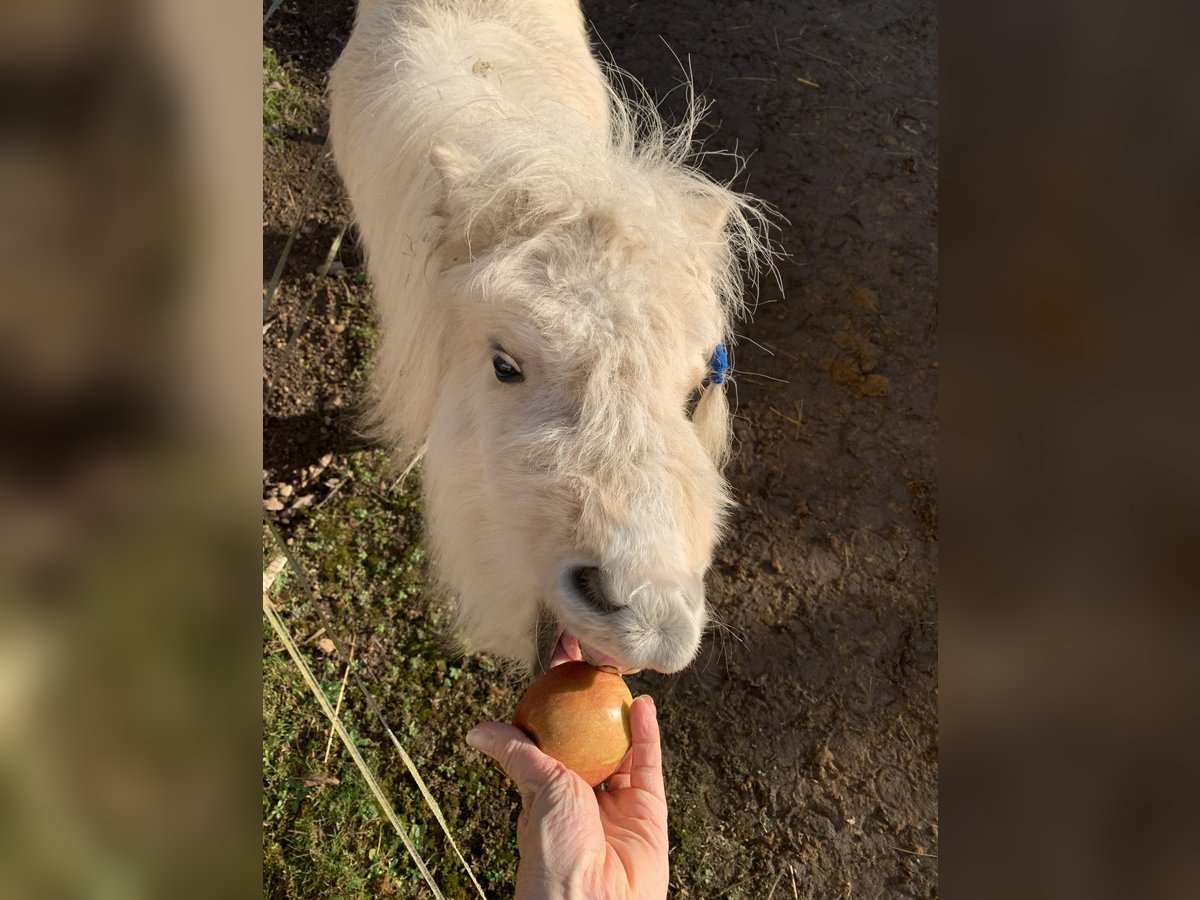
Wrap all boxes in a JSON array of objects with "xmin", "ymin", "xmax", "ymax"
[
  {"xmin": 604, "ymin": 747, "xmax": 634, "ymax": 792},
  {"xmin": 628, "ymin": 695, "xmax": 665, "ymax": 800},
  {"xmin": 466, "ymin": 722, "xmax": 563, "ymax": 796}
]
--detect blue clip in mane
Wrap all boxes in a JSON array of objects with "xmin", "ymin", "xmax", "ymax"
[{"xmin": 708, "ymin": 343, "xmax": 729, "ymax": 385}]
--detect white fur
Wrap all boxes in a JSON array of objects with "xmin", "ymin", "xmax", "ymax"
[{"xmin": 330, "ymin": 0, "xmax": 769, "ymax": 672}]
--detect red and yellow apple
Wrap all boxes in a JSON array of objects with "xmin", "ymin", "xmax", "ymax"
[{"xmin": 512, "ymin": 661, "xmax": 633, "ymax": 787}]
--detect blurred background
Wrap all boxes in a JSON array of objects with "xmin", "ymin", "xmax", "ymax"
[
  {"xmin": 0, "ymin": 0, "xmax": 1196, "ymax": 896},
  {"xmin": 943, "ymin": 0, "xmax": 1200, "ymax": 896},
  {"xmin": 0, "ymin": 0, "xmax": 258, "ymax": 897}
]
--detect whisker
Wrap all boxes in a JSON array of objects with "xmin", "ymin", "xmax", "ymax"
[
  {"xmin": 626, "ymin": 582, "xmax": 652, "ymax": 603},
  {"xmin": 736, "ymin": 371, "xmax": 790, "ymax": 384},
  {"xmin": 738, "ymin": 336, "xmax": 776, "ymax": 356}
]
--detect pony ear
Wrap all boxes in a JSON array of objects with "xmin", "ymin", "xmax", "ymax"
[
  {"xmin": 430, "ymin": 143, "xmax": 476, "ymax": 195},
  {"xmin": 687, "ymin": 193, "xmax": 735, "ymax": 243},
  {"xmin": 430, "ymin": 144, "xmax": 492, "ymax": 265},
  {"xmin": 430, "ymin": 142, "xmax": 554, "ymax": 264}
]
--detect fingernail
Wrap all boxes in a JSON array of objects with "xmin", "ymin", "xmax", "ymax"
[{"xmin": 466, "ymin": 727, "xmax": 488, "ymax": 751}]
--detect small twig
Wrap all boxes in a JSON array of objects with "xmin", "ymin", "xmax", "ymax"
[
  {"xmin": 790, "ymin": 864, "xmax": 799, "ymax": 899},
  {"xmin": 768, "ymin": 406, "xmax": 803, "ymax": 429},
  {"xmin": 766, "ymin": 869, "xmax": 785, "ymax": 900},
  {"xmin": 791, "ymin": 47, "xmax": 866, "ymax": 89},
  {"xmin": 719, "ymin": 875, "xmax": 754, "ymax": 898},
  {"xmin": 796, "ymin": 77, "xmax": 821, "ymax": 90},
  {"xmin": 313, "ymin": 473, "xmax": 352, "ymax": 511},
  {"xmin": 892, "ymin": 846, "xmax": 938, "ymax": 859},
  {"xmin": 324, "ymin": 638, "xmax": 357, "ymax": 764},
  {"xmin": 302, "ymin": 626, "xmax": 327, "ymax": 646}
]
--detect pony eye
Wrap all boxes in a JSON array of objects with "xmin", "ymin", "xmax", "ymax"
[{"xmin": 492, "ymin": 351, "xmax": 524, "ymax": 383}]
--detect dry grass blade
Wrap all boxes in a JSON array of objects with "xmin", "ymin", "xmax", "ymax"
[
  {"xmin": 263, "ymin": 554, "xmax": 287, "ymax": 593},
  {"xmin": 263, "ymin": 0, "xmax": 287, "ymax": 27},
  {"xmin": 264, "ymin": 517, "xmax": 488, "ymax": 899},
  {"xmin": 892, "ymin": 846, "xmax": 938, "ymax": 859},
  {"xmin": 768, "ymin": 405, "xmax": 802, "ymax": 429},
  {"xmin": 318, "ymin": 222, "xmax": 350, "ymax": 276},
  {"xmin": 262, "ymin": 594, "xmax": 446, "ymax": 899},
  {"xmin": 265, "ymin": 288, "xmax": 319, "ymax": 400},
  {"xmin": 263, "ymin": 135, "xmax": 332, "ymax": 319},
  {"xmin": 377, "ymin": 715, "xmax": 489, "ymax": 899},
  {"xmin": 324, "ymin": 639, "xmax": 356, "ymax": 765}
]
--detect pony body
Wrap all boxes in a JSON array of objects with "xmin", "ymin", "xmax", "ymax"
[{"xmin": 330, "ymin": 0, "xmax": 766, "ymax": 673}]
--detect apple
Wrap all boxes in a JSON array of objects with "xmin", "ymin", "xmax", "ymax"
[{"xmin": 512, "ymin": 661, "xmax": 634, "ymax": 787}]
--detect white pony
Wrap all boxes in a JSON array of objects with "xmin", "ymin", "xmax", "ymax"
[{"xmin": 330, "ymin": 0, "xmax": 767, "ymax": 674}]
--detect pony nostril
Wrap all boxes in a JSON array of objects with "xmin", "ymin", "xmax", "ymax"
[{"xmin": 571, "ymin": 566, "xmax": 619, "ymax": 614}]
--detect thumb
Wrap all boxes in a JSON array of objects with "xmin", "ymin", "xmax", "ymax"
[{"xmin": 466, "ymin": 722, "xmax": 564, "ymax": 795}]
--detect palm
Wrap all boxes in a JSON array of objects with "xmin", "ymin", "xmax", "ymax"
[
  {"xmin": 471, "ymin": 695, "xmax": 670, "ymax": 900},
  {"xmin": 595, "ymin": 774, "xmax": 669, "ymax": 896}
]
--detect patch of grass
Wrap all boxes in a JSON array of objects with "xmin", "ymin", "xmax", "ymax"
[
  {"xmin": 263, "ymin": 449, "xmax": 523, "ymax": 898},
  {"xmin": 263, "ymin": 46, "xmax": 307, "ymax": 145}
]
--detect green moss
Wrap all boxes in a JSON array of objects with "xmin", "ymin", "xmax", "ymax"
[{"xmin": 263, "ymin": 46, "xmax": 307, "ymax": 145}]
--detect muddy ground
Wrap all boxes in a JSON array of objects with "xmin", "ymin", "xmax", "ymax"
[{"xmin": 264, "ymin": 0, "xmax": 937, "ymax": 896}]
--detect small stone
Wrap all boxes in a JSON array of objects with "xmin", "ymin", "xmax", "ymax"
[
  {"xmin": 829, "ymin": 357, "xmax": 860, "ymax": 386},
  {"xmin": 264, "ymin": 498, "xmax": 284, "ymax": 511},
  {"xmin": 859, "ymin": 374, "xmax": 890, "ymax": 396},
  {"xmin": 278, "ymin": 483, "xmax": 294, "ymax": 498},
  {"xmin": 850, "ymin": 287, "xmax": 880, "ymax": 311}
]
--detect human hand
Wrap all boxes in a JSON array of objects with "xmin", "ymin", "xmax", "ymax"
[{"xmin": 466, "ymin": 694, "xmax": 668, "ymax": 900}]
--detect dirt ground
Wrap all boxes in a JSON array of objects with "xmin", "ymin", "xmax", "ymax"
[{"xmin": 264, "ymin": 0, "xmax": 937, "ymax": 897}]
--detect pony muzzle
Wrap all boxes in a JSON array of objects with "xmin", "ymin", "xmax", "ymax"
[{"xmin": 536, "ymin": 564, "xmax": 705, "ymax": 674}]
